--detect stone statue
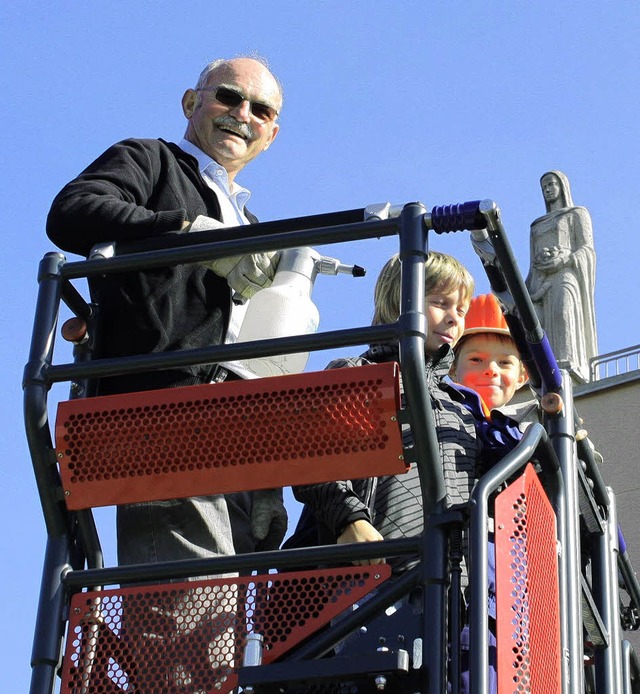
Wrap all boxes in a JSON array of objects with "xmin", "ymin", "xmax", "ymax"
[{"xmin": 526, "ymin": 170, "xmax": 598, "ymax": 382}]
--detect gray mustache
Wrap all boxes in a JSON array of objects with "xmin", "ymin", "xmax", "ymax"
[{"xmin": 215, "ymin": 115, "xmax": 253, "ymax": 140}]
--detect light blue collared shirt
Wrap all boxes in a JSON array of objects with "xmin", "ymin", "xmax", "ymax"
[{"xmin": 178, "ymin": 138, "xmax": 251, "ymax": 226}]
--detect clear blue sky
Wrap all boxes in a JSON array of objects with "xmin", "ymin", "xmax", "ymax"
[{"xmin": 2, "ymin": 2, "xmax": 639, "ymax": 689}]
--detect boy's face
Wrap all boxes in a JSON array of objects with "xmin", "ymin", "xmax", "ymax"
[
  {"xmin": 425, "ymin": 289, "xmax": 469, "ymax": 355},
  {"xmin": 453, "ymin": 333, "xmax": 527, "ymax": 409}
]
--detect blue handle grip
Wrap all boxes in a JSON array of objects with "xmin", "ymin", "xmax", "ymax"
[
  {"xmin": 430, "ymin": 201, "xmax": 487, "ymax": 232},
  {"xmin": 619, "ymin": 526, "xmax": 627, "ymax": 554}
]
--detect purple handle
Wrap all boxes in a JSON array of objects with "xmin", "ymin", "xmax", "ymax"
[
  {"xmin": 619, "ymin": 526, "xmax": 627, "ymax": 554},
  {"xmin": 430, "ymin": 201, "xmax": 487, "ymax": 232},
  {"xmin": 528, "ymin": 335, "xmax": 563, "ymax": 392}
]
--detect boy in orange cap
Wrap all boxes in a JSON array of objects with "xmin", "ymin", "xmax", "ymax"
[
  {"xmin": 454, "ymin": 293, "xmax": 599, "ymax": 450},
  {"xmin": 452, "ymin": 292, "xmax": 528, "ymax": 415}
]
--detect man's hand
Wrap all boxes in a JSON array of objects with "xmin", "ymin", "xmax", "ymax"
[
  {"xmin": 337, "ymin": 519, "xmax": 386, "ymax": 566},
  {"xmin": 206, "ymin": 252, "xmax": 280, "ymax": 300},
  {"xmin": 186, "ymin": 215, "xmax": 226, "ymax": 232},
  {"xmin": 187, "ymin": 215, "xmax": 280, "ymax": 299},
  {"xmin": 251, "ymin": 489, "xmax": 288, "ymax": 552}
]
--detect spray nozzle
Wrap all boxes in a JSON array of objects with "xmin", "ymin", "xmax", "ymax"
[
  {"xmin": 269, "ymin": 247, "xmax": 366, "ymax": 285},
  {"xmin": 316, "ymin": 256, "xmax": 366, "ymax": 278}
]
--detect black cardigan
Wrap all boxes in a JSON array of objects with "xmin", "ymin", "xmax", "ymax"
[{"xmin": 47, "ymin": 138, "xmax": 255, "ymax": 394}]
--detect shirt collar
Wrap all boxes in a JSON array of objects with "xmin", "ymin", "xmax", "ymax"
[
  {"xmin": 178, "ymin": 138, "xmax": 213, "ymax": 171},
  {"xmin": 177, "ymin": 138, "xmax": 249, "ymax": 199}
]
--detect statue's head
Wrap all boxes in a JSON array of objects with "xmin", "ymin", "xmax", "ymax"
[{"xmin": 540, "ymin": 170, "xmax": 574, "ymax": 211}]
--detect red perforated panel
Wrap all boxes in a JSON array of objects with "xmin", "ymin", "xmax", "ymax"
[
  {"xmin": 60, "ymin": 566, "xmax": 391, "ymax": 693},
  {"xmin": 55, "ymin": 363, "xmax": 405, "ymax": 510},
  {"xmin": 495, "ymin": 463, "xmax": 562, "ymax": 694}
]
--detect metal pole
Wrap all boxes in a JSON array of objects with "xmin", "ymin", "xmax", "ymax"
[
  {"xmin": 593, "ymin": 489, "xmax": 624, "ymax": 692},
  {"xmin": 23, "ymin": 252, "xmax": 69, "ymax": 535},
  {"xmin": 29, "ymin": 536, "xmax": 71, "ymax": 694},
  {"xmin": 545, "ymin": 370, "xmax": 584, "ymax": 693},
  {"xmin": 398, "ymin": 203, "xmax": 449, "ymax": 694}
]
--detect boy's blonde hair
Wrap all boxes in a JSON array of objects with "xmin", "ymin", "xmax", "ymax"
[{"xmin": 372, "ymin": 251, "xmax": 474, "ymax": 326}]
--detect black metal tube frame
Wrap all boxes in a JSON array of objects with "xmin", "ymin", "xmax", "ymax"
[{"xmin": 25, "ymin": 198, "xmax": 639, "ymax": 694}]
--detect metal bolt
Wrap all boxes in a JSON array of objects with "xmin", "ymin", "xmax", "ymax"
[
  {"xmin": 242, "ymin": 630, "xmax": 263, "ymax": 694},
  {"xmin": 65, "ymin": 490, "xmax": 70, "ymax": 496},
  {"xmin": 57, "ymin": 452, "xmax": 64, "ymax": 459}
]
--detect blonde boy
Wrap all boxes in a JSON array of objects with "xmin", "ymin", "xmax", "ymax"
[{"xmin": 292, "ymin": 251, "xmax": 479, "ymax": 569}]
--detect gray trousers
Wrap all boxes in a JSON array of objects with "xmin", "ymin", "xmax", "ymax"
[
  {"xmin": 117, "ymin": 495, "xmax": 237, "ymax": 567},
  {"xmin": 116, "ymin": 495, "xmax": 253, "ymax": 691},
  {"xmin": 117, "ymin": 492, "xmax": 257, "ymax": 567}
]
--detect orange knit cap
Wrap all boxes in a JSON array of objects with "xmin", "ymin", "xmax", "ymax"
[{"xmin": 463, "ymin": 293, "xmax": 511, "ymax": 337}]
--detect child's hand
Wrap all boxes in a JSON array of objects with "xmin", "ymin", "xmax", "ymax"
[{"xmin": 337, "ymin": 520, "xmax": 386, "ymax": 566}]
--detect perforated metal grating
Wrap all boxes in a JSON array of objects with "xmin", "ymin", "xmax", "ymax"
[
  {"xmin": 61, "ymin": 566, "xmax": 391, "ymax": 694},
  {"xmin": 55, "ymin": 363, "xmax": 405, "ymax": 510},
  {"xmin": 495, "ymin": 463, "xmax": 562, "ymax": 694}
]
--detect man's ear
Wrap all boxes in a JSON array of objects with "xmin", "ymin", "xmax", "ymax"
[
  {"xmin": 261, "ymin": 122, "xmax": 280, "ymax": 152},
  {"xmin": 182, "ymin": 89, "xmax": 198, "ymax": 118}
]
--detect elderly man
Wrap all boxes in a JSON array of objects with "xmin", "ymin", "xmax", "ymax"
[{"xmin": 47, "ymin": 57, "xmax": 287, "ymax": 570}]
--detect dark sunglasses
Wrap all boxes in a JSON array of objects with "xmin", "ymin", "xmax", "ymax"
[{"xmin": 197, "ymin": 86, "xmax": 279, "ymax": 122}]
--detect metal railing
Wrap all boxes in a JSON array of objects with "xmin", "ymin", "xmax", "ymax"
[{"xmin": 590, "ymin": 344, "xmax": 640, "ymax": 381}]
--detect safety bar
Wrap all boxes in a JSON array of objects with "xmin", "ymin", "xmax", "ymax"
[{"xmin": 468, "ymin": 423, "xmax": 562, "ymax": 694}]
